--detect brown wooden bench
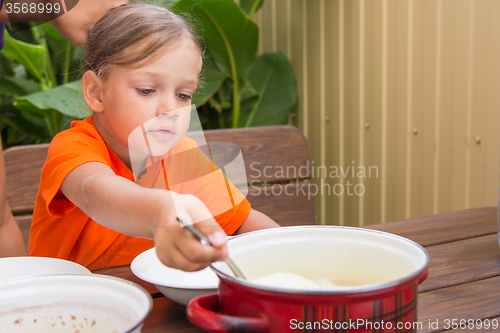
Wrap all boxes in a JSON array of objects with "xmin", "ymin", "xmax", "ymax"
[{"xmin": 3, "ymin": 125, "xmax": 315, "ymax": 253}]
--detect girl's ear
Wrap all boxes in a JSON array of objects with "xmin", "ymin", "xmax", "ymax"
[{"xmin": 82, "ymin": 71, "xmax": 105, "ymax": 113}]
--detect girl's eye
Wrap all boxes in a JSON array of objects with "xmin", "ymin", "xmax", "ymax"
[
  {"xmin": 137, "ymin": 88, "xmax": 155, "ymax": 95},
  {"xmin": 177, "ymin": 93, "xmax": 192, "ymax": 101}
]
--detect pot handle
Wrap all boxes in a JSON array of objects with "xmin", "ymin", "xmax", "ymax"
[
  {"xmin": 418, "ymin": 268, "xmax": 429, "ymax": 284},
  {"xmin": 186, "ymin": 294, "xmax": 269, "ymax": 333}
]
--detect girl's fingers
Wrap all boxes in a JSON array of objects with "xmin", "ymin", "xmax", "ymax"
[
  {"xmin": 193, "ymin": 219, "xmax": 228, "ymax": 249},
  {"xmin": 208, "ymin": 230, "xmax": 228, "ymax": 248},
  {"xmin": 155, "ymin": 223, "xmax": 228, "ymax": 271},
  {"xmin": 175, "ymin": 193, "xmax": 228, "ymax": 249},
  {"xmin": 173, "ymin": 237, "xmax": 227, "ymax": 272},
  {"xmin": 155, "ymin": 192, "xmax": 230, "ymax": 271},
  {"xmin": 176, "ymin": 225, "xmax": 228, "ymax": 265}
]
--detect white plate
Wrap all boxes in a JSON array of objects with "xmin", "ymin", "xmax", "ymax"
[
  {"xmin": 0, "ymin": 256, "xmax": 91, "ymax": 281},
  {"xmin": 131, "ymin": 248, "xmax": 219, "ymax": 306}
]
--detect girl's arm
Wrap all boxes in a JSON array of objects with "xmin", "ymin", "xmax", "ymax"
[
  {"xmin": 233, "ymin": 208, "xmax": 280, "ymax": 235},
  {"xmin": 60, "ymin": 161, "xmax": 228, "ymax": 271}
]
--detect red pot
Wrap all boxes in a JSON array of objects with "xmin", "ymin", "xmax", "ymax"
[{"xmin": 187, "ymin": 226, "xmax": 429, "ymax": 333}]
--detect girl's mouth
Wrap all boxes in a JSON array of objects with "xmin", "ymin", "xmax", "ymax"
[{"xmin": 148, "ymin": 127, "xmax": 175, "ymax": 141}]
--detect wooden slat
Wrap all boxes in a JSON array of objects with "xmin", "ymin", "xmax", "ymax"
[
  {"xmin": 14, "ymin": 214, "xmax": 31, "ymax": 253},
  {"xmin": 419, "ymin": 234, "xmax": 500, "ymax": 293},
  {"xmin": 246, "ymin": 182, "xmax": 315, "ymax": 226},
  {"xmin": 203, "ymin": 125, "xmax": 310, "ymax": 184},
  {"xmin": 418, "ymin": 276, "xmax": 500, "ymax": 333},
  {"xmin": 3, "ymin": 144, "xmax": 49, "ymax": 215},
  {"xmin": 142, "ymin": 297, "xmax": 203, "ymax": 333},
  {"xmin": 366, "ymin": 207, "xmax": 497, "ymax": 246}
]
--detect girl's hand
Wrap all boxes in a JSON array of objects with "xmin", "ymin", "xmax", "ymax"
[{"xmin": 153, "ymin": 193, "xmax": 229, "ymax": 272}]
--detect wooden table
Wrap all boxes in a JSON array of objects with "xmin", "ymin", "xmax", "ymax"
[{"xmin": 94, "ymin": 207, "xmax": 500, "ymax": 332}]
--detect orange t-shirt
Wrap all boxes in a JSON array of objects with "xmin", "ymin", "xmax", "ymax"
[{"xmin": 29, "ymin": 116, "xmax": 250, "ymax": 270}]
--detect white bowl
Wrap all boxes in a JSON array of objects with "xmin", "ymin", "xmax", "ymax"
[
  {"xmin": 131, "ymin": 248, "xmax": 219, "ymax": 306},
  {"xmin": 0, "ymin": 274, "xmax": 153, "ymax": 333},
  {"xmin": 0, "ymin": 256, "xmax": 91, "ymax": 281}
]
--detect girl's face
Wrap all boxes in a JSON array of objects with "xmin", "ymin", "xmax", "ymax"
[{"xmin": 93, "ymin": 39, "xmax": 202, "ymax": 166}]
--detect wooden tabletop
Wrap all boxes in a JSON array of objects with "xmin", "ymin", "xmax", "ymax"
[{"xmin": 93, "ymin": 207, "xmax": 500, "ymax": 332}]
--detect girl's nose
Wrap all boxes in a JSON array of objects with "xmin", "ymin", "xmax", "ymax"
[{"xmin": 156, "ymin": 97, "xmax": 178, "ymax": 117}]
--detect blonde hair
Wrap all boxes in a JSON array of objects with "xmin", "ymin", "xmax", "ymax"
[{"xmin": 84, "ymin": 3, "xmax": 202, "ymax": 80}]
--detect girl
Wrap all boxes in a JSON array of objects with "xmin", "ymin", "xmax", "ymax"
[{"xmin": 29, "ymin": 3, "xmax": 279, "ymax": 271}]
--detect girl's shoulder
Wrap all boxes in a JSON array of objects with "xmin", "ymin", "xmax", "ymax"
[
  {"xmin": 53, "ymin": 116, "xmax": 100, "ymax": 142},
  {"xmin": 49, "ymin": 115, "xmax": 107, "ymax": 157}
]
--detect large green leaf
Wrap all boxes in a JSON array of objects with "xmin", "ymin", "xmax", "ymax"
[
  {"xmin": 0, "ymin": 102, "xmax": 51, "ymax": 139},
  {"xmin": 239, "ymin": 79, "xmax": 258, "ymax": 101},
  {"xmin": 174, "ymin": 0, "xmax": 258, "ymax": 82},
  {"xmin": 14, "ymin": 80, "xmax": 91, "ymax": 118},
  {"xmin": 42, "ymin": 23, "xmax": 74, "ymax": 84},
  {"xmin": 243, "ymin": 52, "xmax": 297, "ymax": 127},
  {"xmin": 240, "ymin": 0, "xmax": 264, "ymax": 17},
  {"xmin": 42, "ymin": 23, "xmax": 71, "ymax": 67},
  {"xmin": 1, "ymin": 31, "xmax": 47, "ymax": 81},
  {"xmin": 193, "ymin": 64, "xmax": 226, "ymax": 107},
  {"xmin": 0, "ymin": 77, "xmax": 40, "ymax": 96}
]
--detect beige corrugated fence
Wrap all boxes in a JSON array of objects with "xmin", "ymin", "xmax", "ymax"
[{"xmin": 252, "ymin": 0, "xmax": 500, "ymax": 226}]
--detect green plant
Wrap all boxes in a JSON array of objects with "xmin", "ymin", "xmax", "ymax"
[
  {"xmin": 0, "ymin": 22, "xmax": 88, "ymax": 147},
  {"xmin": 0, "ymin": 0, "xmax": 297, "ymax": 148},
  {"xmin": 162, "ymin": 0, "xmax": 297, "ymax": 128}
]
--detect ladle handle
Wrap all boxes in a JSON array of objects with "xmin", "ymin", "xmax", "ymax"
[
  {"xmin": 177, "ymin": 217, "xmax": 246, "ymax": 280},
  {"xmin": 225, "ymin": 258, "xmax": 246, "ymax": 280},
  {"xmin": 177, "ymin": 217, "xmax": 211, "ymax": 245}
]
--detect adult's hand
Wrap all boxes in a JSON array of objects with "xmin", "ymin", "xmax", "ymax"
[
  {"xmin": 0, "ymin": 0, "xmax": 128, "ymax": 46},
  {"xmin": 50, "ymin": 0, "xmax": 128, "ymax": 46}
]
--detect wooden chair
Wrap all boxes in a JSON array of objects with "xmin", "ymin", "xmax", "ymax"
[{"xmin": 3, "ymin": 125, "xmax": 315, "ymax": 253}]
